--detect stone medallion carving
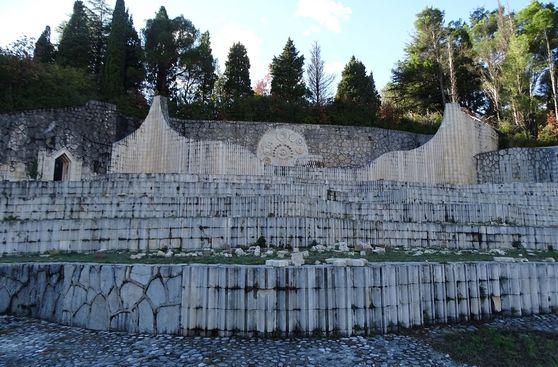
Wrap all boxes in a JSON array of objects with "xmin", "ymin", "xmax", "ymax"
[{"xmin": 257, "ymin": 128, "xmax": 309, "ymax": 166}]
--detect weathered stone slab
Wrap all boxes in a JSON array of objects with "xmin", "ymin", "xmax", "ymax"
[{"xmin": 1, "ymin": 262, "xmax": 558, "ymax": 337}]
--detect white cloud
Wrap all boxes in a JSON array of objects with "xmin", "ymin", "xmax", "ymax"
[
  {"xmin": 212, "ymin": 23, "xmax": 265, "ymax": 85},
  {"xmin": 303, "ymin": 25, "xmax": 321, "ymax": 37},
  {"xmin": 296, "ymin": 0, "xmax": 352, "ymax": 33}
]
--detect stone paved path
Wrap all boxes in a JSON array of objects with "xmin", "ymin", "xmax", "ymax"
[{"xmin": 0, "ymin": 315, "xmax": 556, "ymax": 367}]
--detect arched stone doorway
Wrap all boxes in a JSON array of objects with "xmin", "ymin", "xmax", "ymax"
[
  {"xmin": 37, "ymin": 148, "xmax": 82, "ymax": 181},
  {"xmin": 53, "ymin": 153, "xmax": 71, "ymax": 181}
]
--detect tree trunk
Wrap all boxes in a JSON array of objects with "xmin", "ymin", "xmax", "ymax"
[
  {"xmin": 545, "ymin": 31, "xmax": 558, "ymax": 122},
  {"xmin": 447, "ymin": 38, "xmax": 458, "ymax": 104}
]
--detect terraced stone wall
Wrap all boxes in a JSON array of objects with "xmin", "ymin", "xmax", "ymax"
[
  {"xmin": 1, "ymin": 262, "xmax": 557, "ymax": 336},
  {"xmin": 1, "ymin": 175, "xmax": 556, "ymax": 254}
]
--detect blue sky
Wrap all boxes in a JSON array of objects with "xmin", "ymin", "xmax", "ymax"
[{"xmin": 0, "ymin": 0, "xmax": 534, "ymax": 90}]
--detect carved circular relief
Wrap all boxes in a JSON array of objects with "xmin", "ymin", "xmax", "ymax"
[{"xmin": 257, "ymin": 128, "xmax": 309, "ymax": 166}]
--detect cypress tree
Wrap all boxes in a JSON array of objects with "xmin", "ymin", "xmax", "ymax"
[
  {"xmin": 102, "ymin": 0, "xmax": 127, "ymax": 98},
  {"xmin": 86, "ymin": 0, "xmax": 111, "ymax": 80},
  {"xmin": 58, "ymin": 1, "xmax": 93, "ymax": 71},
  {"xmin": 223, "ymin": 42, "xmax": 253, "ymax": 102},
  {"xmin": 34, "ymin": 26, "xmax": 56, "ymax": 64},
  {"xmin": 336, "ymin": 56, "xmax": 381, "ymax": 122},
  {"xmin": 123, "ymin": 13, "xmax": 144, "ymax": 92},
  {"xmin": 195, "ymin": 31, "xmax": 217, "ymax": 104},
  {"xmin": 270, "ymin": 38, "xmax": 306, "ymax": 104}
]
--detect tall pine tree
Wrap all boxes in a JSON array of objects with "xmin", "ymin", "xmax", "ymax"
[
  {"xmin": 270, "ymin": 38, "xmax": 306, "ymax": 104},
  {"xmin": 335, "ymin": 56, "xmax": 381, "ymax": 123},
  {"xmin": 58, "ymin": 1, "xmax": 93, "ymax": 71},
  {"xmin": 143, "ymin": 7, "xmax": 198, "ymax": 96},
  {"xmin": 123, "ymin": 14, "xmax": 144, "ymax": 92},
  {"xmin": 85, "ymin": 0, "xmax": 111, "ymax": 80},
  {"xmin": 223, "ymin": 42, "xmax": 252, "ymax": 102},
  {"xmin": 34, "ymin": 26, "xmax": 56, "ymax": 64},
  {"xmin": 176, "ymin": 31, "xmax": 216, "ymax": 104},
  {"xmin": 102, "ymin": 0, "xmax": 127, "ymax": 98},
  {"xmin": 195, "ymin": 32, "xmax": 217, "ymax": 104}
]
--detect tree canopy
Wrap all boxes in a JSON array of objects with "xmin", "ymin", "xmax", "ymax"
[
  {"xmin": 57, "ymin": 1, "xmax": 93, "ymax": 71},
  {"xmin": 1, "ymin": 0, "xmax": 557, "ymax": 145}
]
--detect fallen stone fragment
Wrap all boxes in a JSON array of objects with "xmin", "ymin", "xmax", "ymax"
[
  {"xmin": 291, "ymin": 252, "xmax": 305, "ymax": 266},
  {"xmin": 493, "ymin": 257, "xmax": 516, "ymax": 262},
  {"xmin": 336, "ymin": 242, "xmax": 350, "ymax": 252},
  {"xmin": 130, "ymin": 253, "xmax": 146, "ymax": 260},
  {"xmin": 312, "ymin": 245, "xmax": 326, "ymax": 252},
  {"xmin": 265, "ymin": 260, "xmax": 290, "ymax": 267},
  {"xmin": 489, "ymin": 249, "xmax": 507, "ymax": 256},
  {"xmin": 324, "ymin": 258, "xmax": 367, "ymax": 267}
]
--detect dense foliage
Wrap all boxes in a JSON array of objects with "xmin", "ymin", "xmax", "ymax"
[
  {"xmin": 387, "ymin": 2, "xmax": 558, "ymax": 146},
  {"xmin": 1, "ymin": 0, "xmax": 557, "ymax": 143}
]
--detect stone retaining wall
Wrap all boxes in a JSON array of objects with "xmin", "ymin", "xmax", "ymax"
[
  {"xmin": 1, "ymin": 175, "xmax": 556, "ymax": 253},
  {"xmin": 0, "ymin": 102, "xmax": 140, "ymax": 181},
  {"xmin": 476, "ymin": 147, "xmax": 558, "ymax": 184},
  {"xmin": 1, "ymin": 262, "xmax": 557, "ymax": 336}
]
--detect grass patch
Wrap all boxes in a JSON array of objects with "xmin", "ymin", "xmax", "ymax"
[
  {"xmin": 0, "ymin": 247, "xmax": 556, "ymax": 265},
  {"xmin": 427, "ymin": 328, "xmax": 558, "ymax": 367},
  {"xmin": 0, "ymin": 251, "xmax": 270, "ymax": 265}
]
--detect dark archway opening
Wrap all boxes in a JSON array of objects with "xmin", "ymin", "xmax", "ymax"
[{"xmin": 53, "ymin": 154, "xmax": 71, "ymax": 181}]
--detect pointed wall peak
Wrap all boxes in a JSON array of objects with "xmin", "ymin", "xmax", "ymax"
[{"xmin": 145, "ymin": 95, "xmax": 170, "ymax": 125}]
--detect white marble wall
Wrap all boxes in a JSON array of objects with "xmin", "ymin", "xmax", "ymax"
[
  {"xmin": 367, "ymin": 104, "xmax": 499, "ymax": 184},
  {"xmin": 1, "ymin": 262, "xmax": 557, "ymax": 336},
  {"xmin": 110, "ymin": 99, "xmax": 498, "ymax": 185},
  {"xmin": 1, "ymin": 176, "xmax": 556, "ymax": 253}
]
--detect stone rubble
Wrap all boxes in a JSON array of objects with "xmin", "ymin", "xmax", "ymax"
[
  {"xmin": 0, "ymin": 316, "xmax": 458, "ymax": 367},
  {"xmin": 1, "ymin": 314, "xmax": 557, "ymax": 367}
]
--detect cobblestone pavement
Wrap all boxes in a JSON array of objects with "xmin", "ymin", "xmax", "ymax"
[{"xmin": 0, "ymin": 315, "xmax": 556, "ymax": 367}]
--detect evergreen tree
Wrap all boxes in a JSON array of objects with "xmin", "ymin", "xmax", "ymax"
[
  {"xmin": 270, "ymin": 38, "xmax": 306, "ymax": 104},
  {"xmin": 335, "ymin": 56, "xmax": 381, "ymax": 123},
  {"xmin": 389, "ymin": 8, "xmax": 448, "ymax": 113},
  {"xmin": 34, "ymin": 26, "xmax": 56, "ymax": 64},
  {"xmin": 176, "ymin": 31, "xmax": 217, "ymax": 104},
  {"xmin": 390, "ymin": 7, "xmax": 483, "ymax": 115},
  {"xmin": 123, "ymin": 14, "xmax": 144, "ymax": 92},
  {"xmin": 195, "ymin": 32, "xmax": 217, "ymax": 104},
  {"xmin": 57, "ymin": 1, "xmax": 93, "ymax": 71},
  {"xmin": 85, "ymin": 0, "xmax": 111, "ymax": 79},
  {"xmin": 516, "ymin": 1, "xmax": 558, "ymax": 122},
  {"xmin": 102, "ymin": 0, "xmax": 127, "ymax": 98},
  {"xmin": 143, "ymin": 7, "xmax": 198, "ymax": 96},
  {"xmin": 223, "ymin": 42, "xmax": 253, "ymax": 102}
]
